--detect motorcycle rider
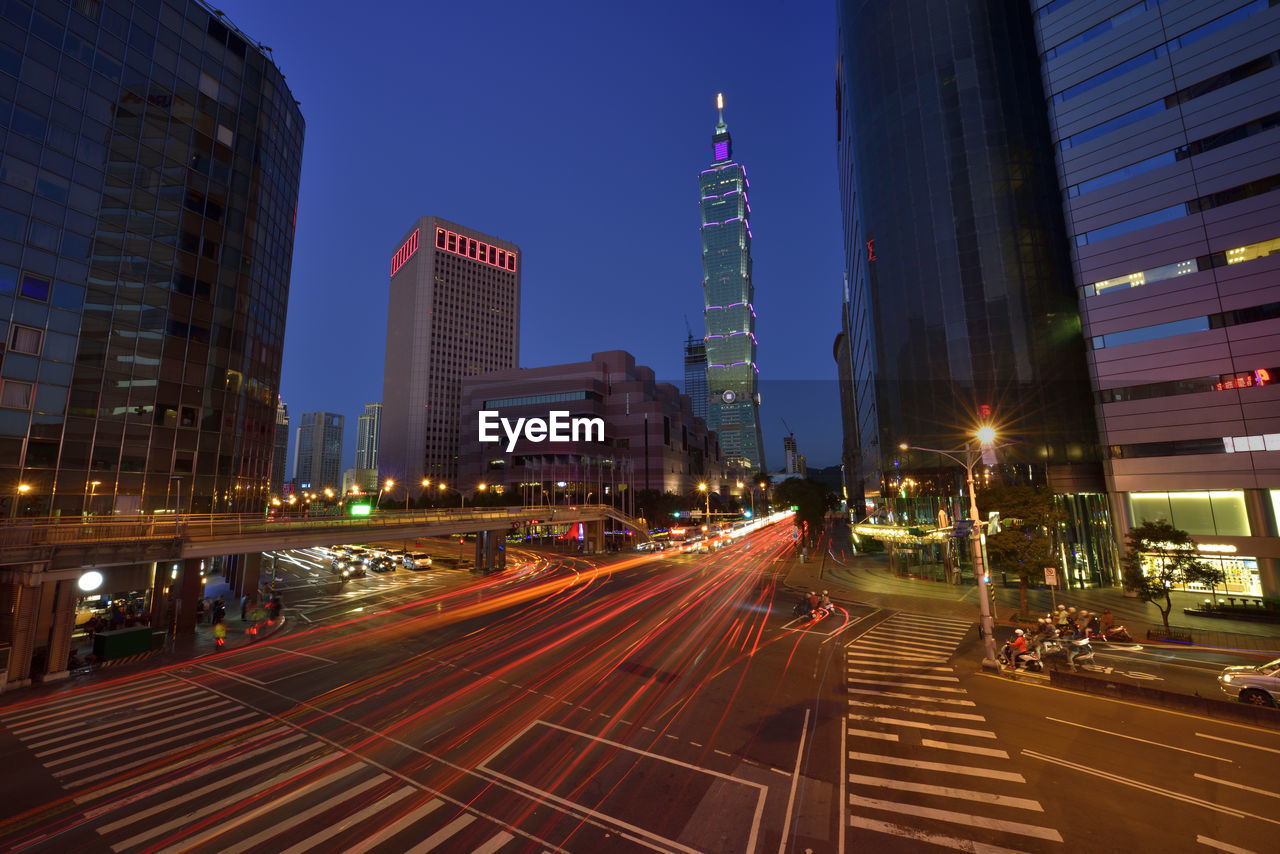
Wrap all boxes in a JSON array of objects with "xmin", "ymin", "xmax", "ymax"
[
  {"xmin": 819, "ymin": 590, "xmax": 833, "ymax": 615},
  {"xmin": 1005, "ymin": 629, "xmax": 1029, "ymax": 670},
  {"xmin": 805, "ymin": 590, "xmax": 821, "ymax": 617}
]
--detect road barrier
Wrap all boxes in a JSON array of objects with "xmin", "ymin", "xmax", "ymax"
[{"xmin": 1049, "ymin": 668, "xmax": 1280, "ymax": 729}]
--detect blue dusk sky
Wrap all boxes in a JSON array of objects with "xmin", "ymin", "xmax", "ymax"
[{"xmin": 217, "ymin": 0, "xmax": 846, "ymax": 473}]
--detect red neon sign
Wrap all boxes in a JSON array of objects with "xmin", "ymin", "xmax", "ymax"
[
  {"xmin": 434, "ymin": 228, "xmax": 517, "ymax": 272},
  {"xmin": 1215, "ymin": 368, "xmax": 1274, "ymax": 391},
  {"xmin": 390, "ymin": 228, "xmax": 419, "ymax": 277}
]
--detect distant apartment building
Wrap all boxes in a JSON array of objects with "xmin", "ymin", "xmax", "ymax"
[
  {"xmin": 271, "ymin": 398, "xmax": 290, "ymax": 495},
  {"xmin": 458, "ymin": 351, "xmax": 725, "ymax": 507},
  {"xmin": 355, "ymin": 402, "xmax": 381, "ymax": 472},
  {"xmin": 380, "ymin": 218, "xmax": 520, "ymax": 489},
  {"xmin": 293, "ymin": 412, "xmax": 343, "ymax": 491}
]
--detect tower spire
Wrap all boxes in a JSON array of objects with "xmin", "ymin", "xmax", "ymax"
[{"xmin": 712, "ymin": 93, "xmax": 732, "ymax": 162}]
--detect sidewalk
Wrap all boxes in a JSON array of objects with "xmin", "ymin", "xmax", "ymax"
[{"xmin": 784, "ymin": 544, "xmax": 1280, "ymax": 654}]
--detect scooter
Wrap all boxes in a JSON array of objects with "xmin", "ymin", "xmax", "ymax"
[
  {"xmin": 998, "ymin": 642, "xmax": 1043, "ymax": 673},
  {"xmin": 1097, "ymin": 625, "xmax": 1133, "ymax": 643},
  {"xmin": 1041, "ymin": 636, "xmax": 1094, "ymax": 669}
]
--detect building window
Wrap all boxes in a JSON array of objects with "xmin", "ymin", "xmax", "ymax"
[
  {"xmin": 0, "ymin": 379, "xmax": 33, "ymax": 409},
  {"xmin": 1129, "ymin": 491, "xmax": 1251, "ymax": 537},
  {"xmin": 9, "ymin": 325, "xmax": 42, "ymax": 355},
  {"xmin": 20, "ymin": 273, "xmax": 51, "ymax": 302}
]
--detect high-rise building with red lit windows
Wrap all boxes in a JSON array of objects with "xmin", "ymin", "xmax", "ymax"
[{"xmin": 379, "ymin": 217, "xmax": 520, "ymax": 494}]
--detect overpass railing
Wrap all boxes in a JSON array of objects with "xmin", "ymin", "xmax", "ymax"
[{"xmin": 0, "ymin": 504, "xmax": 646, "ymax": 551}]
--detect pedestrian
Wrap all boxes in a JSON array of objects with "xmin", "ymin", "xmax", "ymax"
[
  {"xmin": 195, "ymin": 598, "xmax": 206, "ymax": 625},
  {"xmin": 212, "ymin": 597, "xmax": 226, "ymax": 624},
  {"xmin": 240, "ymin": 594, "xmax": 249, "ymax": 621}
]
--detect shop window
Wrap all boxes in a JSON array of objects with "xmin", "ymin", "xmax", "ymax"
[{"xmin": 1129, "ymin": 493, "xmax": 1171, "ymax": 526}]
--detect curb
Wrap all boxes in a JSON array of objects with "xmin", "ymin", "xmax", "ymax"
[{"xmin": 1047, "ymin": 667, "xmax": 1280, "ymax": 729}]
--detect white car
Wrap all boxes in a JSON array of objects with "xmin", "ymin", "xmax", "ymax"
[{"xmin": 1218, "ymin": 657, "xmax": 1280, "ymax": 707}]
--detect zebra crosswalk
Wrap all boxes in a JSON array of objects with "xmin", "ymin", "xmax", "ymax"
[
  {"xmin": 0, "ymin": 674, "xmax": 531, "ymax": 853},
  {"xmin": 844, "ymin": 612, "xmax": 1064, "ymax": 851}
]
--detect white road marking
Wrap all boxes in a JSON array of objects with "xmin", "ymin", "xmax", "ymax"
[
  {"xmin": 846, "ymin": 793, "xmax": 1062, "ymax": 841},
  {"xmin": 404, "ymin": 814, "xmax": 476, "ymax": 853},
  {"xmin": 472, "ymin": 832, "xmax": 515, "ymax": 854},
  {"xmin": 778, "ymin": 707, "xmax": 810, "ymax": 854},
  {"xmin": 846, "ymin": 729, "xmax": 899, "ymax": 741},
  {"xmin": 847, "ymin": 774, "xmax": 1042, "ymax": 811},
  {"xmin": 848, "ymin": 815, "xmax": 1028, "ymax": 854},
  {"xmin": 848, "ymin": 701, "xmax": 986, "ymax": 721},
  {"xmin": 845, "ymin": 677, "xmax": 967, "ymax": 693},
  {"xmin": 921, "ymin": 739, "xmax": 1010, "ymax": 759},
  {"xmin": 1197, "ymin": 732, "xmax": 1280, "ymax": 756},
  {"xmin": 848, "ymin": 751, "xmax": 1021, "ymax": 781},
  {"xmin": 1195, "ymin": 773, "xmax": 1280, "ymax": 801},
  {"xmin": 1197, "ymin": 835, "xmax": 1257, "ymax": 854},
  {"xmin": 847, "ymin": 715, "xmax": 995, "ymax": 739},
  {"xmin": 1023, "ymin": 750, "xmax": 1251, "ymax": 820},
  {"xmin": 31, "ymin": 696, "xmax": 215, "ymax": 752},
  {"xmin": 1046, "ymin": 717, "xmax": 1230, "ymax": 761},
  {"xmin": 52, "ymin": 710, "xmax": 259, "ymax": 768},
  {"xmin": 226, "ymin": 773, "xmax": 392, "ymax": 854},
  {"xmin": 846, "ymin": 688, "xmax": 975, "ymax": 706},
  {"xmin": 343, "ymin": 799, "xmax": 444, "ymax": 854}
]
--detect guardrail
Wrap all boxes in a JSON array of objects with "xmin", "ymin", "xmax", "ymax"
[{"xmin": 0, "ymin": 504, "xmax": 646, "ymax": 552}]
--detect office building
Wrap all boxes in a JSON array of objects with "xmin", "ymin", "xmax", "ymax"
[
  {"xmin": 683, "ymin": 334, "xmax": 707, "ymax": 422},
  {"xmin": 1032, "ymin": 0, "xmax": 1280, "ymax": 597},
  {"xmin": 699, "ymin": 95, "xmax": 765, "ymax": 474},
  {"xmin": 783, "ymin": 435, "xmax": 801, "ymax": 476},
  {"xmin": 293, "ymin": 411, "xmax": 342, "ymax": 491},
  {"xmin": 355, "ymin": 401, "xmax": 380, "ymax": 472},
  {"xmin": 0, "ymin": 0, "xmax": 303, "ymax": 517},
  {"xmin": 458, "ymin": 350, "xmax": 725, "ymax": 504},
  {"xmin": 835, "ymin": 0, "xmax": 1112, "ymax": 583},
  {"xmin": 380, "ymin": 217, "xmax": 520, "ymax": 492},
  {"xmin": 271, "ymin": 398, "xmax": 289, "ymax": 494}
]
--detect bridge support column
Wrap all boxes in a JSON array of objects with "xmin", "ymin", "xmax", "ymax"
[
  {"xmin": 236, "ymin": 552, "xmax": 261, "ymax": 605},
  {"xmin": 585, "ymin": 521, "xmax": 606, "ymax": 555},
  {"xmin": 148, "ymin": 561, "xmax": 168, "ymax": 628},
  {"xmin": 0, "ymin": 577, "xmax": 41, "ymax": 690},
  {"xmin": 474, "ymin": 534, "xmax": 485, "ymax": 572},
  {"xmin": 175, "ymin": 557, "xmax": 203, "ymax": 635},
  {"xmin": 40, "ymin": 579, "xmax": 76, "ymax": 684}
]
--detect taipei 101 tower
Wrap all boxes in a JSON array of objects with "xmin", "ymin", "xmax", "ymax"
[{"xmin": 699, "ymin": 94, "xmax": 765, "ymax": 474}]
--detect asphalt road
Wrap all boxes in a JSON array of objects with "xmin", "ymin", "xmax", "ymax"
[{"xmin": 0, "ymin": 522, "xmax": 1275, "ymax": 853}]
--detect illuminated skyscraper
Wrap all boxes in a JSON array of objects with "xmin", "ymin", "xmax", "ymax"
[
  {"xmin": 355, "ymin": 401, "xmax": 381, "ymax": 472},
  {"xmin": 683, "ymin": 334, "xmax": 707, "ymax": 422},
  {"xmin": 699, "ymin": 95, "xmax": 765, "ymax": 473}
]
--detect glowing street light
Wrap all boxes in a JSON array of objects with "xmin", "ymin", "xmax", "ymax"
[
  {"xmin": 898, "ymin": 425, "xmax": 1002, "ymax": 669},
  {"xmin": 698, "ymin": 482, "xmax": 710, "ymax": 520}
]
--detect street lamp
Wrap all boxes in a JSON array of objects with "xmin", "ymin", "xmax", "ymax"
[
  {"xmin": 899, "ymin": 428, "xmax": 1001, "ymax": 669},
  {"xmin": 12, "ymin": 482, "xmax": 30, "ymax": 518},
  {"xmin": 83, "ymin": 479, "xmax": 101, "ymax": 519},
  {"xmin": 698, "ymin": 482, "xmax": 710, "ymax": 521}
]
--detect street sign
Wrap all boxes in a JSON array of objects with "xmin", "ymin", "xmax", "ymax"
[
  {"xmin": 952, "ymin": 520, "xmax": 972, "ymax": 537},
  {"xmin": 1044, "ymin": 567, "xmax": 1058, "ymax": 587}
]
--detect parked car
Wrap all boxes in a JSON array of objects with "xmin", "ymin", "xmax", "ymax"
[
  {"xmin": 404, "ymin": 552, "xmax": 433, "ymax": 570},
  {"xmin": 1218, "ymin": 657, "xmax": 1280, "ymax": 706}
]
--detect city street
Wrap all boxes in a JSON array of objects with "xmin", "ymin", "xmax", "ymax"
[{"xmin": 0, "ymin": 523, "xmax": 1275, "ymax": 853}]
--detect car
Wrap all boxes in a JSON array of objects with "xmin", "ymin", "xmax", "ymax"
[
  {"xmin": 1218, "ymin": 656, "xmax": 1280, "ymax": 706},
  {"xmin": 403, "ymin": 552, "xmax": 433, "ymax": 570},
  {"xmin": 334, "ymin": 558, "xmax": 366, "ymax": 579},
  {"xmin": 369, "ymin": 556, "xmax": 396, "ymax": 573}
]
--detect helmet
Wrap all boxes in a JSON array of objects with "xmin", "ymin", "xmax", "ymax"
[
  {"xmin": 1015, "ymin": 629, "xmax": 1024, "ymax": 636},
  {"xmin": 822, "ymin": 590, "xmax": 828, "ymax": 596}
]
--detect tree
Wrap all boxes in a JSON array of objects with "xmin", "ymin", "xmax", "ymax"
[
  {"xmin": 773, "ymin": 477, "xmax": 838, "ymax": 548},
  {"xmin": 977, "ymin": 485, "xmax": 1062, "ymax": 618},
  {"xmin": 634, "ymin": 490, "xmax": 685, "ymax": 527},
  {"xmin": 1121, "ymin": 520, "xmax": 1219, "ymax": 633}
]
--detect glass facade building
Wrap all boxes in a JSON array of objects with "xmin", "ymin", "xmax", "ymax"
[
  {"xmin": 699, "ymin": 96, "xmax": 764, "ymax": 473},
  {"xmin": 1033, "ymin": 0, "xmax": 1280, "ymax": 598},
  {"xmin": 835, "ymin": 0, "xmax": 1115, "ymax": 584},
  {"xmin": 682, "ymin": 334, "xmax": 707, "ymax": 422},
  {"xmin": 0, "ymin": 0, "xmax": 303, "ymax": 517}
]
